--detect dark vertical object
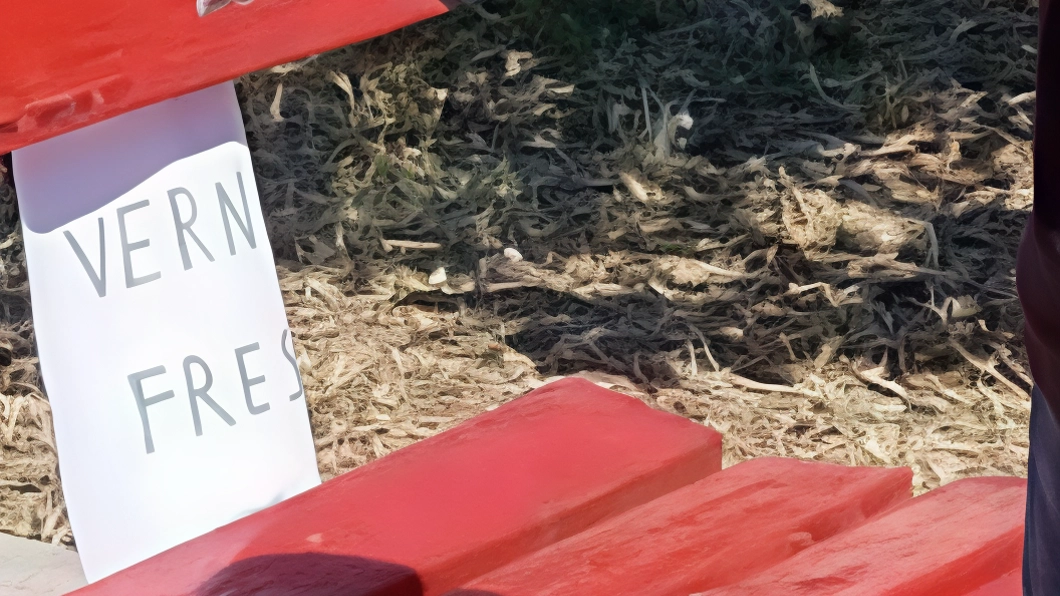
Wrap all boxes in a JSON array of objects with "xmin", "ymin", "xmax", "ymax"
[{"xmin": 1020, "ymin": 0, "xmax": 1060, "ymax": 593}]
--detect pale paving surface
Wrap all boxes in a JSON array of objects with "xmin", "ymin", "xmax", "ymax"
[{"xmin": 0, "ymin": 532, "xmax": 86, "ymax": 595}]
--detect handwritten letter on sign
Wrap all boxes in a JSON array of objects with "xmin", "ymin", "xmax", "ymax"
[{"xmin": 12, "ymin": 83, "xmax": 320, "ymax": 582}]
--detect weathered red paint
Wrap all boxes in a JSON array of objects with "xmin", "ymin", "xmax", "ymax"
[
  {"xmin": 961, "ymin": 570, "xmax": 1021, "ymax": 596},
  {"xmin": 68, "ymin": 378, "xmax": 722, "ymax": 596},
  {"xmin": 699, "ymin": 477, "xmax": 1027, "ymax": 596},
  {"xmin": 0, "ymin": 0, "xmax": 454, "ymax": 154},
  {"xmin": 447, "ymin": 458, "xmax": 913, "ymax": 596}
]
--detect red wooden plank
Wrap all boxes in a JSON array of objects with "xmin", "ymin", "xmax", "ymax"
[
  {"xmin": 447, "ymin": 458, "xmax": 913, "ymax": 596},
  {"xmin": 698, "ymin": 477, "xmax": 1026, "ymax": 596},
  {"xmin": 0, "ymin": 0, "xmax": 453, "ymax": 154},
  {"xmin": 69, "ymin": 378, "xmax": 722, "ymax": 596},
  {"xmin": 961, "ymin": 570, "xmax": 1021, "ymax": 596}
]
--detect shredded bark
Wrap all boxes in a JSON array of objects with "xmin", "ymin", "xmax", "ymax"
[{"xmin": 0, "ymin": 0, "xmax": 1036, "ymax": 547}]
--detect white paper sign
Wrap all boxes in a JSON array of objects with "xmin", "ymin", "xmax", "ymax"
[{"xmin": 12, "ymin": 83, "xmax": 320, "ymax": 582}]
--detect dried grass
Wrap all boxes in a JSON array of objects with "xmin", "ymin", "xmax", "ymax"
[{"xmin": 0, "ymin": 0, "xmax": 1038, "ymax": 547}]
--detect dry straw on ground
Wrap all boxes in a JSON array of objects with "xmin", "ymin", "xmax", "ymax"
[{"xmin": 0, "ymin": 0, "xmax": 1038, "ymax": 547}]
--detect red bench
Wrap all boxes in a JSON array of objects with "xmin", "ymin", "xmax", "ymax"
[
  {"xmin": 698, "ymin": 476, "xmax": 1025, "ymax": 596},
  {"xmin": 1, "ymin": 0, "xmax": 455, "ymax": 154},
  {"xmin": 449, "ymin": 458, "xmax": 912, "ymax": 596},
  {"xmin": 67, "ymin": 378, "xmax": 1025, "ymax": 595},
  {"xmin": 963, "ymin": 570, "xmax": 1023, "ymax": 596},
  {"xmin": 70, "ymin": 378, "xmax": 722, "ymax": 595}
]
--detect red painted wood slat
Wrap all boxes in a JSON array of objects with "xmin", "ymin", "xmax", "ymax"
[
  {"xmin": 961, "ymin": 570, "xmax": 1021, "ymax": 596},
  {"xmin": 68, "ymin": 378, "xmax": 722, "ymax": 596},
  {"xmin": 697, "ymin": 477, "xmax": 1026, "ymax": 596},
  {"xmin": 447, "ymin": 458, "xmax": 913, "ymax": 596},
  {"xmin": 1, "ymin": 0, "xmax": 454, "ymax": 154}
]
